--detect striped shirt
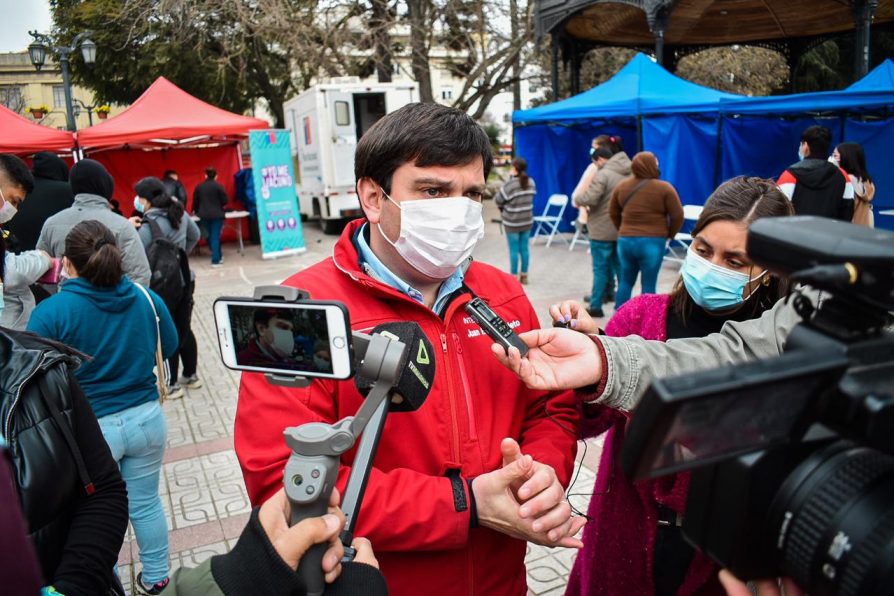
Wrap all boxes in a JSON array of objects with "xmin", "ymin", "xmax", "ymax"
[{"xmin": 496, "ymin": 176, "xmax": 536, "ymax": 232}]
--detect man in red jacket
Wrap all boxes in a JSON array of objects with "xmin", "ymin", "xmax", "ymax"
[{"xmin": 235, "ymin": 103, "xmax": 583, "ymax": 595}]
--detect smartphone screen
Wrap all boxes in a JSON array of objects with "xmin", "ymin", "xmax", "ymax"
[{"xmin": 214, "ymin": 298, "xmax": 353, "ymax": 379}]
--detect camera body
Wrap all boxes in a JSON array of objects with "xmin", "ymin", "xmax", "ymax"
[{"xmin": 622, "ymin": 217, "xmax": 894, "ymax": 595}]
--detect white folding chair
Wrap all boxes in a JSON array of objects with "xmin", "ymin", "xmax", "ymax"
[
  {"xmin": 531, "ymin": 193, "xmax": 569, "ymax": 247},
  {"xmin": 664, "ymin": 232, "xmax": 692, "ymax": 263},
  {"xmin": 569, "ymin": 206, "xmax": 590, "ymax": 252}
]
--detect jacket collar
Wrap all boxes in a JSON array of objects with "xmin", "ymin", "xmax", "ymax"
[{"xmin": 73, "ymin": 193, "xmax": 111, "ymax": 208}]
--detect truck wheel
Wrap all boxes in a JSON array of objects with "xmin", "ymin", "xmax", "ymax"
[{"xmin": 321, "ymin": 218, "xmax": 344, "ymax": 235}]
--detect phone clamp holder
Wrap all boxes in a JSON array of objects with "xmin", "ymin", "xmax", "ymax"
[{"xmin": 251, "ymin": 286, "xmax": 408, "ymax": 596}]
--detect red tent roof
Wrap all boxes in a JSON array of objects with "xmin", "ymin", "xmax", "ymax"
[
  {"xmin": 76, "ymin": 77, "xmax": 269, "ymax": 149},
  {"xmin": 0, "ymin": 104, "xmax": 75, "ymax": 154}
]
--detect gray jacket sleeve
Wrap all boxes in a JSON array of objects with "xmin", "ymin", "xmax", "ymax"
[
  {"xmin": 2, "ymin": 251, "xmax": 51, "ymax": 289},
  {"xmin": 592, "ymin": 289, "xmax": 814, "ymax": 411},
  {"xmin": 117, "ymin": 223, "xmax": 152, "ymax": 286},
  {"xmin": 573, "ymin": 170, "xmax": 608, "ymax": 208},
  {"xmin": 184, "ymin": 215, "xmax": 200, "ymax": 253}
]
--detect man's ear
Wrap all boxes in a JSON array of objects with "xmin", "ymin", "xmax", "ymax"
[{"xmin": 357, "ymin": 177, "xmax": 385, "ymax": 224}]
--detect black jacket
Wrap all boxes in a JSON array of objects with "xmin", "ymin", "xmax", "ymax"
[
  {"xmin": 193, "ymin": 179, "xmax": 229, "ymax": 219},
  {"xmin": 163, "ymin": 177, "xmax": 189, "ymax": 204},
  {"xmin": 0, "ymin": 328, "xmax": 128, "ymax": 595},
  {"xmin": 5, "ymin": 153, "xmax": 74, "ymax": 252},
  {"xmin": 786, "ymin": 158, "xmax": 853, "ymax": 221}
]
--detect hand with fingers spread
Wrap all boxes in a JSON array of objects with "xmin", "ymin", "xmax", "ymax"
[
  {"xmin": 490, "ymin": 328, "xmax": 602, "ymax": 392},
  {"xmin": 473, "ymin": 438, "xmax": 586, "ymax": 548},
  {"xmin": 549, "ymin": 300, "xmax": 599, "ymax": 335}
]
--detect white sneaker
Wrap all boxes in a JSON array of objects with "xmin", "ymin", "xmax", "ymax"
[
  {"xmin": 179, "ymin": 374, "xmax": 203, "ymax": 389},
  {"xmin": 166, "ymin": 384, "xmax": 185, "ymax": 400}
]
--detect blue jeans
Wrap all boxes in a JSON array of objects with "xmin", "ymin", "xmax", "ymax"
[
  {"xmin": 506, "ymin": 230, "xmax": 531, "ymax": 275},
  {"xmin": 98, "ymin": 400, "xmax": 169, "ymax": 584},
  {"xmin": 200, "ymin": 218, "xmax": 224, "ymax": 264},
  {"xmin": 616, "ymin": 236, "xmax": 666, "ymax": 308},
  {"xmin": 589, "ymin": 240, "xmax": 619, "ymax": 309}
]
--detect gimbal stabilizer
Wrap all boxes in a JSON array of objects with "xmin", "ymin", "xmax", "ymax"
[{"xmin": 253, "ymin": 286, "xmax": 410, "ymax": 596}]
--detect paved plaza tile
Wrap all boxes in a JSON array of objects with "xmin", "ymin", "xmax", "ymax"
[{"xmin": 116, "ymin": 199, "xmax": 680, "ymax": 595}]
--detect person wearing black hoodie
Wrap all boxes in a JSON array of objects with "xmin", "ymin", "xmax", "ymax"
[
  {"xmin": 5, "ymin": 152, "xmax": 73, "ymax": 252},
  {"xmin": 776, "ymin": 125, "xmax": 854, "ymax": 221}
]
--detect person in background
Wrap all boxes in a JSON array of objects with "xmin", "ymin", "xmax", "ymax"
[
  {"xmin": 558, "ymin": 176, "xmax": 793, "ymax": 596},
  {"xmin": 573, "ymin": 135, "xmax": 631, "ymax": 317},
  {"xmin": 2, "ymin": 234, "xmax": 128, "ymax": 595},
  {"xmin": 134, "ymin": 176, "xmax": 202, "ymax": 398},
  {"xmin": 5, "ymin": 152, "xmax": 73, "ymax": 252},
  {"xmin": 109, "ymin": 198, "xmax": 124, "ymax": 216},
  {"xmin": 609, "ymin": 151, "xmax": 683, "ymax": 308},
  {"xmin": 0, "ymin": 154, "xmax": 52, "ymax": 329},
  {"xmin": 776, "ymin": 125, "xmax": 853, "ymax": 220},
  {"xmin": 28, "ymin": 220, "xmax": 178, "ymax": 596},
  {"xmin": 37, "ymin": 159, "xmax": 151, "ymax": 286},
  {"xmin": 162, "ymin": 169, "xmax": 189, "ymax": 204},
  {"xmin": 833, "ymin": 142, "xmax": 875, "ymax": 228},
  {"xmin": 193, "ymin": 166, "xmax": 229, "ymax": 268},
  {"xmin": 496, "ymin": 157, "xmax": 536, "ymax": 284}
]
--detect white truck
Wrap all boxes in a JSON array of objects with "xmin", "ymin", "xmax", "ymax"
[{"xmin": 284, "ymin": 78, "xmax": 420, "ymax": 234}]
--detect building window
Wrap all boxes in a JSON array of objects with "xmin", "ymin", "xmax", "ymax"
[
  {"xmin": 392, "ymin": 62, "xmax": 401, "ymax": 75},
  {"xmin": 441, "ymin": 89, "xmax": 453, "ymax": 100},
  {"xmin": 0, "ymin": 86, "xmax": 24, "ymax": 113},
  {"xmin": 53, "ymin": 86, "xmax": 66, "ymax": 109}
]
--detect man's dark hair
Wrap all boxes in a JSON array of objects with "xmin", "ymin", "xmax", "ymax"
[
  {"xmin": 354, "ymin": 103, "xmax": 492, "ymax": 193},
  {"xmin": 593, "ymin": 146, "xmax": 613, "ymax": 162},
  {"xmin": 205, "ymin": 167, "xmax": 217, "ymax": 179},
  {"xmin": 163, "ymin": 170, "xmax": 177, "ymax": 178},
  {"xmin": 801, "ymin": 125, "xmax": 832, "ymax": 158},
  {"xmin": 0, "ymin": 154, "xmax": 35, "ymax": 193}
]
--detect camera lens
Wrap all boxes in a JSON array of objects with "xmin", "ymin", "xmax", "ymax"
[
  {"xmin": 292, "ymin": 474, "xmax": 304, "ymax": 486},
  {"xmin": 769, "ymin": 440, "xmax": 894, "ymax": 596}
]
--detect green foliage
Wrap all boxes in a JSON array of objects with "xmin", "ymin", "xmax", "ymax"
[{"xmin": 50, "ymin": 0, "xmax": 261, "ymax": 118}]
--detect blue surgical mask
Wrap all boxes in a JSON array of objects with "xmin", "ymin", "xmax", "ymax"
[
  {"xmin": 681, "ymin": 249, "xmax": 766, "ymax": 311},
  {"xmin": 797, "ymin": 148, "xmax": 805, "ymax": 161},
  {"xmin": 589, "ymin": 147, "xmax": 596, "ymax": 157},
  {"xmin": 133, "ymin": 196, "xmax": 145, "ymax": 213}
]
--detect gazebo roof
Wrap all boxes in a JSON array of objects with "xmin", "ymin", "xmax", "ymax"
[{"xmin": 538, "ymin": 0, "xmax": 894, "ymax": 47}]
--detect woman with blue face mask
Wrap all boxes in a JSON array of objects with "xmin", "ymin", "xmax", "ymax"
[{"xmin": 553, "ymin": 176, "xmax": 794, "ymax": 596}]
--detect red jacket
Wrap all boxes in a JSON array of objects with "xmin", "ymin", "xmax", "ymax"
[{"xmin": 235, "ymin": 219, "xmax": 578, "ymax": 596}]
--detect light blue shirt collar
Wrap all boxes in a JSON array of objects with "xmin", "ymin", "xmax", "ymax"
[{"xmin": 355, "ymin": 223, "xmax": 465, "ymax": 315}]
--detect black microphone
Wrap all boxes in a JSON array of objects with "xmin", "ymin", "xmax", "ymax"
[{"xmin": 354, "ymin": 321, "xmax": 435, "ymax": 412}]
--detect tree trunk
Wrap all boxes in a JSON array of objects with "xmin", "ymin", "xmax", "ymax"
[
  {"xmin": 371, "ymin": 0, "xmax": 393, "ymax": 82},
  {"xmin": 510, "ymin": 0, "xmax": 521, "ymax": 113},
  {"xmin": 407, "ymin": 0, "xmax": 434, "ymax": 102}
]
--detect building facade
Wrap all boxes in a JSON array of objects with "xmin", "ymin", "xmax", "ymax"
[{"xmin": 0, "ymin": 51, "xmax": 122, "ymax": 130}]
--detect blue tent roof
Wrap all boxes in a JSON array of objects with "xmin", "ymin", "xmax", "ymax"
[
  {"xmin": 847, "ymin": 59, "xmax": 894, "ymax": 92},
  {"xmin": 513, "ymin": 53, "xmax": 741, "ymax": 124},
  {"xmin": 719, "ymin": 59, "xmax": 894, "ymax": 115}
]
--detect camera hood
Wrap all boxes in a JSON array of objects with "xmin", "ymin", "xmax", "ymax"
[{"xmin": 747, "ymin": 217, "xmax": 894, "ymax": 312}]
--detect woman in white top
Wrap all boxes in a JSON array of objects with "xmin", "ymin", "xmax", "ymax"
[{"xmin": 833, "ymin": 142, "xmax": 875, "ymax": 227}]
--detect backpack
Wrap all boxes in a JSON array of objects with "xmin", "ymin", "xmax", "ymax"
[{"xmin": 144, "ymin": 217, "xmax": 190, "ymax": 312}]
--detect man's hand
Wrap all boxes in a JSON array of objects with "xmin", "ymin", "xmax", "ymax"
[
  {"xmin": 258, "ymin": 487, "xmax": 347, "ymax": 584},
  {"xmin": 473, "ymin": 440, "xmax": 585, "ymax": 548},
  {"xmin": 718, "ymin": 570, "xmax": 803, "ymax": 596},
  {"xmin": 128, "ymin": 216, "xmax": 142, "ymax": 229},
  {"xmin": 350, "ymin": 537, "xmax": 379, "ymax": 569},
  {"xmin": 500, "ymin": 439, "xmax": 584, "ymax": 543},
  {"xmin": 491, "ymin": 328, "xmax": 602, "ymax": 392},
  {"xmin": 549, "ymin": 301, "xmax": 599, "ymax": 335}
]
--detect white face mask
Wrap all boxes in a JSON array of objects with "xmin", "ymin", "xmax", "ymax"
[
  {"xmin": 269, "ymin": 326, "xmax": 295, "ymax": 358},
  {"xmin": 0, "ymin": 188, "xmax": 16, "ymax": 224},
  {"xmin": 378, "ymin": 191, "xmax": 484, "ymax": 279}
]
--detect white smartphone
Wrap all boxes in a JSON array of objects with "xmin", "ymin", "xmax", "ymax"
[{"xmin": 213, "ymin": 298, "xmax": 353, "ymax": 380}]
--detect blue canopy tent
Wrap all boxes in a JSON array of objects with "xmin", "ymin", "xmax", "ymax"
[
  {"xmin": 513, "ymin": 53, "xmax": 740, "ymax": 235},
  {"xmin": 717, "ymin": 59, "xmax": 894, "ymax": 230}
]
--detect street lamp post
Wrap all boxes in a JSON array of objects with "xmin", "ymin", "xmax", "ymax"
[
  {"xmin": 72, "ymin": 99, "xmax": 100, "ymax": 127},
  {"xmin": 27, "ymin": 31, "xmax": 96, "ymax": 132}
]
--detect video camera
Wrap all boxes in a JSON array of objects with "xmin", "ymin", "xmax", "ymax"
[{"xmin": 622, "ymin": 217, "xmax": 894, "ymax": 595}]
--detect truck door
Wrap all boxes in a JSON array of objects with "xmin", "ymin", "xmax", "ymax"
[{"xmin": 328, "ymin": 91, "xmax": 357, "ymax": 188}]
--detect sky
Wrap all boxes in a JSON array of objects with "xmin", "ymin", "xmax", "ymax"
[{"xmin": 0, "ymin": 0, "xmax": 52, "ymax": 53}]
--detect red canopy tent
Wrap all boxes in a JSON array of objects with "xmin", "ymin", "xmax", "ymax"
[
  {"xmin": 0, "ymin": 104, "xmax": 75, "ymax": 154},
  {"xmin": 75, "ymin": 77, "xmax": 269, "ymax": 221}
]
